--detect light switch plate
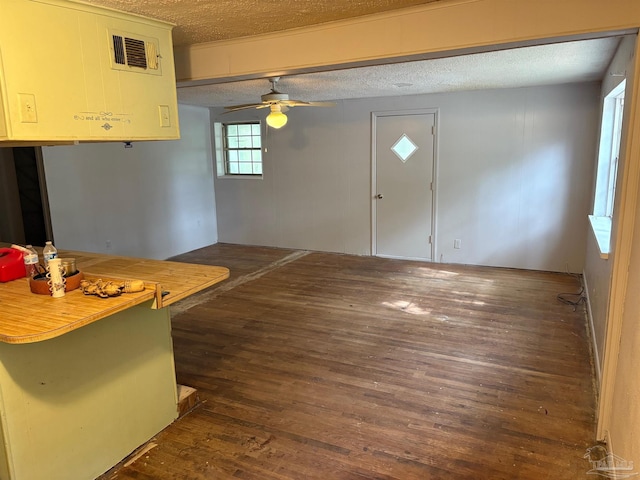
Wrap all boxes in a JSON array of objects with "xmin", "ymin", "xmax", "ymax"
[
  {"xmin": 18, "ymin": 93, "xmax": 38, "ymax": 123},
  {"xmin": 159, "ymin": 105, "xmax": 171, "ymax": 127}
]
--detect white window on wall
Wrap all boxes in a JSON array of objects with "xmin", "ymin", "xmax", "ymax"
[
  {"xmin": 589, "ymin": 80, "xmax": 626, "ymax": 258},
  {"xmin": 219, "ymin": 122, "xmax": 263, "ymax": 176}
]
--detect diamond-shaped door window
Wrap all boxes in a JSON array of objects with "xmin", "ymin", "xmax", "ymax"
[{"xmin": 391, "ymin": 134, "xmax": 418, "ymax": 163}]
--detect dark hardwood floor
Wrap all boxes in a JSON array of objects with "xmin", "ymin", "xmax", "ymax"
[{"xmin": 99, "ymin": 244, "xmax": 597, "ymax": 479}]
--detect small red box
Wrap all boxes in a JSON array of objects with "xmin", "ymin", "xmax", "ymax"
[{"xmin": 0, "ymin": 248, "xmax": 26, "ymax": 282}]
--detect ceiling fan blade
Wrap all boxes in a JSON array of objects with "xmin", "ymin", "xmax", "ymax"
[
  {"xmin": 223, "ymin": 103, "xmax": 267, "ymax": 112},
  {"xmin": 224, "ymin": 77, "xmax": 336, "ymax": 113},
  {"xmin": 280, "ymin": 100, "xmax": 309, "ymax": 107},
  {"xmin": 281, "ymin": 100, "xmax": 336, "ymax": 107},
  {"xmin": 307, "ymin": 101, "xmax": 336, "ymax": 107}
]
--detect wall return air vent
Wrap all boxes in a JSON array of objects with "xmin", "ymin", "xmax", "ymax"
[{"xmin": 111, "ymin": 32, "xmax": 160, "ymax": 74}]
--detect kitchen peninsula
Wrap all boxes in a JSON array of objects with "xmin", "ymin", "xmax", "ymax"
[{"xmin": 0, "ymin": 249, "xmax": 229, "ymax": 480}]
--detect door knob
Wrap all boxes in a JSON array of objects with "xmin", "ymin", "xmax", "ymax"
[{"xmin": 376, "ymin": 194, "xmax": 384, "ymax": 199}]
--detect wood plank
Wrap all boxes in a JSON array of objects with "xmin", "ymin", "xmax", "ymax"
[{"xmin": 99, "ymin": 244, "xmax": 597, "ymax": 480}]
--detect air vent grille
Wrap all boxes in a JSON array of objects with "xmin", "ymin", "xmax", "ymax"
[
  {"xmin": 113, "ymin": 35, "xmax": 125, "ymax": 65},
  {"xmin": 124, "ymin": 37, "xmax": 147, "ymax": 69},
  {"xmin": 110, "ymin": 32, "xmax": 161, "ymax": 75},
  {"xmin": 112, "ymin": 34, "xmax": 149, "ymax": 69}
]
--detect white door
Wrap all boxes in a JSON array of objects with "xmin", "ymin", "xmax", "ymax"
[{"xmin": 374, "ymin": 112, "xmax": 435, "ymax": 260}]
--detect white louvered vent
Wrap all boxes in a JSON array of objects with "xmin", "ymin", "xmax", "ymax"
[
  {"xmin": 110, "ymin": 32, "xmax": 161, "ymax": 74},
  {"xmin": 146, "ymin": 42, "xmax": 159, "ymax": 70}
]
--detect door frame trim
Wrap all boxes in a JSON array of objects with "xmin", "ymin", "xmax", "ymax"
[
  {"xmin": 596, "ymin": 34, "xmax": 640, "ymax": 442},
  {"xmin": 371, "ymin": 108, "xmax": 440, "ymax": 261}
]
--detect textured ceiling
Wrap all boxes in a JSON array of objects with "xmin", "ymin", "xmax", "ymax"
[
  {"xmin": 81, "ymin": 0, "xmax": 620, "ymax": 108},
  {"xmin": 81, "ymin": 0, "xmax": 440, "ymax": 46},
  {"xmin": 177, "ymin": 37, "xmax": 621, "ymax": 108}
]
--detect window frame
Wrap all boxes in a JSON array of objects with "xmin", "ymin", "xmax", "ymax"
[
  {"xmin": 603, "ymin": 94, "xmax": 624, "ymax": 217},
  {"xmin": 216, "ymin": 121, "xmax": 263, "ymax": 178},
  {"xmin": 589, "ymin": 80, "xmax": 626, "ymax": 258}
]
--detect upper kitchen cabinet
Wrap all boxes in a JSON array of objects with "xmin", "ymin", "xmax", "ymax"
[{"xmin": 0, "ymin": 0, "xmax": 180, "ymax": 145}]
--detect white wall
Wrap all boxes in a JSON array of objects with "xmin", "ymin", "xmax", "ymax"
[
  {"xmin": 610, "ymin": 210, "xmax": 640, "ymax": 473},
  {"xmin": 42, "ymin": 104, "xmax": 217, "ymax": 259},
  {"xmin": 584, "ymin": 36, "xmax": 636, "ymax": 382},
  {"xmin": 599, "ymin": 34, "xmax": 640, "ymax": 460},
  {"xmin": 214, "ymin": 82, "xmax": 599, "ymax": 273}
]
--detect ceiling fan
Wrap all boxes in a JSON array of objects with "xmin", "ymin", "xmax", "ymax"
[{"xmin": 224, "ymin": 77, "xmax": 334, "ymax": 129}]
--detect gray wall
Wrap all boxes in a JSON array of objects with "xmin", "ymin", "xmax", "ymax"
[
  {"xmin": 214, "ymin": 82, "xmax": 600, "ymax": 273},
  {"xmin": 42, "ymin": 104, "xmax": 218, "ymax": 259}
]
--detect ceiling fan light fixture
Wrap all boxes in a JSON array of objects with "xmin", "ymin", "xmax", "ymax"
[
  {"xmin": 224, "ymin": 76, "xmax": 334, "ymax": 122},
  {"xmin": 266, "ymin": 104, "xmax": 288, "ymax": 129}
]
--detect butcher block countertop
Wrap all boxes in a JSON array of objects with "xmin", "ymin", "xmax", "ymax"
[{"xmin": 0, "ymin": 249, "xmax": 229, "ymax": 344}]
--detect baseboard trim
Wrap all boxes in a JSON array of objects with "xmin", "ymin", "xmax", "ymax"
[{"xmin": 582, "ymin": 270, "xmax": 602, "ymax": 387}]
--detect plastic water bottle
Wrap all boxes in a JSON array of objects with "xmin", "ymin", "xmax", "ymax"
[
  {"xmin": 43, "ymin": 241, "xmax": 58, "ymax": 268},
  {"xmin": 23, "ymin": 245, "xmax": 39, "ymax": 278}
]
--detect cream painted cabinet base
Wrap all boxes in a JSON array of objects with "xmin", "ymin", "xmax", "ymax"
[{"xmin": 0, "ymin": 301, "xmax": 178, "ymax": 480}]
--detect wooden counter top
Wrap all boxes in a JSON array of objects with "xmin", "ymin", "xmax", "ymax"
[{"xmin": 0, "ymin": 249, "xmax": 229, "ymax": 344}]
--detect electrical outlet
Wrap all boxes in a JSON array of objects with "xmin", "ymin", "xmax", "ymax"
[
  {"xmin": 18, "ymin": 93, "xmax": 38, "ymax": 123},
  {"xmin": 106, "ymin": 240, "xmax": 112, "ymax": 250},
  {"xmin": 454, "ymin": 239, "xmax": 462, "ymax": 249}
]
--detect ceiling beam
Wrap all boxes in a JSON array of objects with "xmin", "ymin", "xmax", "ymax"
[{"xmin": 174, "ymin": 0, "xmax": 639, "ymax": 86}]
